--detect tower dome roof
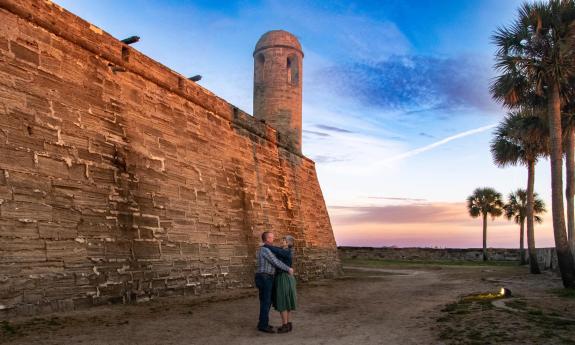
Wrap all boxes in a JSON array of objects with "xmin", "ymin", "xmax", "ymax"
[{"xmin": 254, "ymin": 30, "xmax": 303, "ymax": 56}]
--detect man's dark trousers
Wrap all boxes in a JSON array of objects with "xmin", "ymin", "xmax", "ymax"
[{"xmin": 255, "ymin": 273, "xmax": 274, "ymax": 330}]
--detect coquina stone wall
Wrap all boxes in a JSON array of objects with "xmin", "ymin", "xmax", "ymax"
[
  {"xmin": 339, "ymin": 247, "xmax": 559, "ymax": 271},
  {"xmin": 0, "ymin": 0, "xmax": 338, "ymax": 316}
]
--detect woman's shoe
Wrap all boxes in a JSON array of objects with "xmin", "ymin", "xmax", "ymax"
[
  {"xmin": 277, "ymin": 324, "xmax": 290, "ymax": 334},
  {"xmin": 287, "ymin": 322, "xmax": 292, "ymax": 332}
]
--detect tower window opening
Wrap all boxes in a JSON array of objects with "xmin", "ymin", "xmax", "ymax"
[
  {"xmin": 255, "ymin": 53, "xmax": 265, "ymax": 82},
  {"xmin": 287, "ymin": 55, "xmax": 299, "ymax": 86}
]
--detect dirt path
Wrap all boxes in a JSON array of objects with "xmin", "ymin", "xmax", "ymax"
[{"xmin": 0, "ymin": 264, "xmax": 547, "ymax": 345}]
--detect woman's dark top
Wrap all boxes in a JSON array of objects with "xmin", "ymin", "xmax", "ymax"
[{"xmin": 264, "ymin": 244, "xmax": 292, "ymax": 267}]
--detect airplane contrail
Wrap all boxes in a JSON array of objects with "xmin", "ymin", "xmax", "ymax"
[{"xmin": 382, "ymin": 123, "xmax": 497, "ymax": 163}]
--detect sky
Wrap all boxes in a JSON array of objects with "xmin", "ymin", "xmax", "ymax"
[{"xmin": 53, "ymin": 0, "xmax": 559, "ymax": 249}]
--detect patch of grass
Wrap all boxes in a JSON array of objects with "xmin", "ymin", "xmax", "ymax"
[
  {"xmin": 1, "ymin": 321, "xmax": 18, "ymax": 335},
  {"xmin": 436, "ymin": 295, "xmax": 575, "ymax": 345},
  {"xmin": 556, "ymin": 335, "xmax": 575, "ymax": 345},
  {"xmin": 527, "ymin": 309, "xmax": 544, "ymax": 316},
  {"xmin": 46, "ymin": 317, "xmax": 61, "ymax": 326},
  {"xmin": 438, "ymin": 326, "xmax": 458, "ymax": 340},
  {"xmin": 505, "ymin": 299, "xmax": 528, "ymax": 310},
  {"xmin": 21, "ymin": 316, "xmax": 64, "ymax": 329},
  {"xmin": 551, "ymin": 288, "xmax": 575, "ymax": 299},
  {"xmin": 442, "ymin": 301, "xmax": 471, "ymax": 313}
]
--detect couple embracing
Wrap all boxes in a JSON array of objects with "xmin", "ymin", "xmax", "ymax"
[{"xmin": 255, "ymin": 231, "xmax": 297, "ymax": 334}]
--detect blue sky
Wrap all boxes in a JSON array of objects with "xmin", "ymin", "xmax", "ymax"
[{"xmin": 54, "ymin": 0, "xmax": 557, "ymax": 248}]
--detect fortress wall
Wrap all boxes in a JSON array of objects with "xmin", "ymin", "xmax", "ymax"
[
  {"xmin": 0, "ymin": 0, "xmax": 339, "ymax": 316},
  {"xmin": 339, "ymin": 247, "xmax": 523, "ymax": 261},
  {"xmin": 339, "ymin": 247, "xmax": 559, "ymax": 271}
]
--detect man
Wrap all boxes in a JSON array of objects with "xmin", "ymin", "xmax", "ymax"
[{"xmin": 255, "ymin": 231, "xmax": 294, "ymax": 333}]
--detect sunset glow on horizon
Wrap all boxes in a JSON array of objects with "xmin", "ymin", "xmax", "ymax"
[{"xmin": 329, "ymin": 202, "xmax": 555, "ymax": 248}]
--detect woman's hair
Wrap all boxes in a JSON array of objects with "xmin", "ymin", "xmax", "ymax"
[{"xmin": 283, "ymin": 235, "xmax": 295, "ymax": 248}]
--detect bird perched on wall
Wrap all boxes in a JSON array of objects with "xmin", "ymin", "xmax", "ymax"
[{"xmin": 121, "ymin": 36, "xmax": 140, "ymax": 45}]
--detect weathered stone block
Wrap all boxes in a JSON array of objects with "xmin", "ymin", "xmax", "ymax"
[
  {"xmin": 135, "ymin": 214, "xmax": 160, "ymax": 228},
  {"xmin": 37, "ymin": 156, "xmax": 69, "ymax": 178},
  {"xmin": 181, "ymin": 243, "xmax": 200, "ymax": 257},
  {"xmin": 88, "ymin": 166, "xmax": 115, "ymax": 184},
  {"xmin": 46, "ymin": 240, "xmax": 87, "ymax": 262},
  {"xmin": 133, "ymin": 240, "xmax": 161, "ymax": 259},
  {"xmin": 105, "ymin": 240, "xmax": 132, "ymax": 260},
  {"xmin": 73, "ymin": 190, "xmax": 109, "ymax": 210},
  {"xmin": 1, "ymin": 201, "xmax": 52, "ymax": 221},
  {"xmin": 38, "ymin": 222, "xmax": 77, "ymax": 240},
  {"xmin": 7, "ymin": 171, "xmax": 50, "ymax": 191},
  {"xmin": 10, "ymin": 41, "xmax": 39, "ymax": 65},
  {"xmin": 0, "ymin": 219, "xmax": 39, "ymax": 239},
  {"xmin": 12, "ymin": 186, "xmax": 46, "ymax": 203},
  {"xmin": 0, "ymin": 238, "xmax": 46, "ymax": 263},
  {"xmin": 0, "ymin": 185, "xmax": 11, "ymax": 201},
  {"xmin": 0, "ymin": 147, "xmax": 35, "ymax": 170}
]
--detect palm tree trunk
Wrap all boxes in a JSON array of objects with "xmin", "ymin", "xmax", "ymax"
[
  {"xmin": 526, "ymin": 159, "xmax": 541, "ymax": 274},
  {"xmin": 482, "ymin": 212, "xmax": 488, "ymax": 261},
  {"xmin": 548, "ymin": 82, "xmax": 575, "ymax": 287},
  {"xmin": 519, "ymin": 217, "xmax": 526, "ymax": 265},
  {"xmin": 567, "ymin": 127, "xmax": 575, "ymax": 261}
]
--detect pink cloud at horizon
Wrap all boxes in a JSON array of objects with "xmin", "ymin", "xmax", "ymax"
[{"xmin": 328, "ymin": 202, "xmax": 556, "ymax": 249}]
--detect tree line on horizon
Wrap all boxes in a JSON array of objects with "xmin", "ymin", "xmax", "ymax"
[{"xmin": 466, "ymin": 0, "xmax": 575, "ymax": 289}]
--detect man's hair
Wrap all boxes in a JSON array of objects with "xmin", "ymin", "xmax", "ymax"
[
  {"xmin": 284, "ymin": 235, "xmax": 295, "ymax": 248},
  {"xmin": 261, "ymin": 231, "xmax": 272, "ymax": 242}
]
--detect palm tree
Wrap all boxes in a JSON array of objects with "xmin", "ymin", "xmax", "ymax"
[
  {"xmin": 491, "ymin": 111, "xmax": 548, "ymax": 273},
  {"xmin": 491, "ymin": 0, "xmax": 575, "ymax": 288},
  {"xmin": 564, "ymin": 106, "xmax": 575, "ymax": 258},
  {"xmin": 504, "ymin": 189, "xmax": 546, "ymax": 269},
  {"xmin": 467, "ymin": 188, "xmax": 504, "ymax": 261}
]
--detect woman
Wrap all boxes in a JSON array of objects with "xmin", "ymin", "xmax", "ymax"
[{"xmin": 264, "ymin": 235, "xmax": 297, "ymax": 333}]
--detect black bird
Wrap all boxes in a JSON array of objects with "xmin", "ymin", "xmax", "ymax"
[{"xmin": 121, "ymin": 36, "xmax": 140, "ymax": 45}]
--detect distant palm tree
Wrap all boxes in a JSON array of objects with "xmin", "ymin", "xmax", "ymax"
[
  {"xmin": 504, "ymin": 189, "xmax": 546, "ymax": 268},
  {"xmin": 491, "ymin": 111, "xmax": 548, "ymax": 273},
  {"xmin": 491, "ymin": 0, "xmax": 575, "ymax": 287},
  {"xmin": 467, "ymin": 188, "xmax": 504, "ymax": 261}
]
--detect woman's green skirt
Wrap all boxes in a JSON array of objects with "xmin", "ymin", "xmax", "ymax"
[{"xmin": 273, "ymin": 272, "xmax": 297, "ymax": 312}]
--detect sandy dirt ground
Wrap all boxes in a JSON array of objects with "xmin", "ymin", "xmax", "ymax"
[{"xmin": 0, "ymin": 263, "xmax": 572, "ymax": 345}]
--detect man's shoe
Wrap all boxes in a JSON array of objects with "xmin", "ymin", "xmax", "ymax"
[
  {"xmin": 287, "ymin": 322, "xmax": 293, "ymax": 332},
  {"xmin": 277, "ymin": 324, "xmax": 290, "ymax": 334},
  {"xmin": 258, "ymin": 326, "xmax": 276, "ymax": 333}
]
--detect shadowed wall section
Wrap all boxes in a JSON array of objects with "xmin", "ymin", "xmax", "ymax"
[{"xmin": 0, "ymin": 0, "xmax": 338, "ymax": 315}]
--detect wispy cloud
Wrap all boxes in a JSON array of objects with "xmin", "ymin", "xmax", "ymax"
[
  {"xmin": 314, "ymin": 55, "xmax": 496, "ymax": 114},
  {"xmin": 419, "ymin": 132, "xmax": 434, "ymax": 138},
  {"xmin": 381, "ymin": 124, "xmax": 496, "ymax": 163},
  {"xmin": 368, "ymin": 196, "xmax": 427, "ymax": 202},
  {"xmin": 303, "ymin": 129, "xmax": 330, "ymax": 137},
  {"xmin": 330, "ymin": 202, "xmax": 465, "ymax": 225},
  {"xmin": 315, "ymin": 125, "xmax": 354, "ymax": 133},
  {"xmin": 312, "ymin": 155, "xmax": 348, "ymax": 163}
]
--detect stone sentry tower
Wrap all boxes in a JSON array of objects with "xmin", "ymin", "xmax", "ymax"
[{"xmin": 253, "ymin": 30, "xmax": 303, "ymax": 153}]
